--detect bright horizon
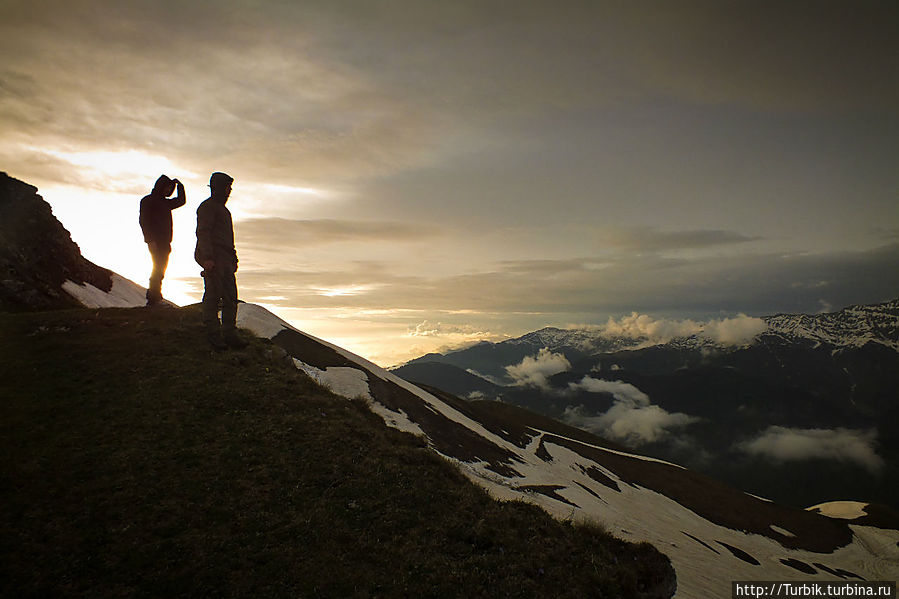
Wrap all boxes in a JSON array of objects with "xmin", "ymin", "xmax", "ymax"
[{"xmin": 3, "ymin": 1, "xmax": 898, "ymax": 366}]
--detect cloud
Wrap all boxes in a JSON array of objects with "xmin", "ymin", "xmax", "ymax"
[
  {"xmin": 565, "ymin": 377, "xmax": 700, "ymax": 445},
  {"xmin": 237, "ymin": 218, "xmax": 439, "ymax": 249},
  {"xmin": 505, "ymin": 348, "xmax": 570, "ymax": 389},
  {"xmin": 601, "ymin": 227, "xmax": 762, "ymax": 252},
  {"xmin": 615, "ymin": 2, "xmax": 899, "ymax": 112},
  {"xmin": 563, "ymin": 376, "xmax": 700, "ymax": 446},
  {"xmin": 396, "ymin": 244, "xmax": 899, "ymax": 319},
  {"xmin": 232, "ymin": 244, "xmax": 899, "ymax": 327},
  {"xmin": 569, "ymin": 377, "xmax": 650, "ymax": 407},
  {"xmin": 702, "ymin": 315, "xmax": 768, "ymax": 345},
  {"xmin": 404, "ymin": 320, "xmax": 509, "ymax": 355},
  {"xmin": 599, "ymin": 312, "xmax": 767, "ymax": 346},
  {"xmin": 601, "ymin": 313, "xmax": 704, "ymax": 343},
  {"xmin": 737, "ymin": 426, "xmax": 884, "ymax": 473},
  {"xmin": 466, "ymin": 369, "xmax": 506, "ymax": 387},
  {"xmin": 567, "ymin": 404, "xmax": 699, "ymax": 447},
  {"xmin": 408, "ymin": 320, "xmax": 489, "ymax": 338},
  {"xmin": 0, "ymin": 1, "xmax": 457, "ymax": 192},
  {"xmin": 7, "ymin": 0, "xmax": 894, "ymax": 195},
  {"xmin": 872, "ymin": 227, "xmax": 899, "ymax": 242}
]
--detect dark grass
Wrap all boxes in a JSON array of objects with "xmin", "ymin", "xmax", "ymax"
[{"xmin": 0, "ymin": 306, "xmax": 673, "ymax": 598}]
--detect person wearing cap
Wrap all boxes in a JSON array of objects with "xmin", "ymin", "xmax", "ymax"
[
  {"xmin": 139, "ymin": 174, "xmax": 186, "ymax": 306},
  {"xmin": 195, "ymin": 172, "xmax": 247, "ymax": 350}
]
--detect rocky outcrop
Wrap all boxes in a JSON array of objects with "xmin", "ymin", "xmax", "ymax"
[{"xmin": 0, "ymin": 172, "xmax": 112, "ymax": 311}]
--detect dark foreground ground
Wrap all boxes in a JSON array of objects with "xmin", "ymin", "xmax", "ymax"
[{"xmin": 0, "ymin": 306, "xmax": 673, "ymax": 598}]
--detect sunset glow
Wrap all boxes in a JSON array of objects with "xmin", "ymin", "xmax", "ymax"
[{"xmin": 38, "ymin": 148, "xmax": 186, "ymax": 179}]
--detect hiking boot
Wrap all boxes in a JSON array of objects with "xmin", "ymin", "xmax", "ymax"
[
  {"xmin": 146, "ymin": 289, "xmax": 163, "ymax": 307},
  {"xmin": 224, "ymin": 331, "xmax": 249, "ymax": 349},
  {"xmin": 207, "ymin": 331, "xmax": 228, "ymax": 351}
]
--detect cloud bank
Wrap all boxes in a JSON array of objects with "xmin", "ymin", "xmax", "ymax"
[
  {"xmin": 599, "ymin": 312, "xmax": 767, "ymax": 346},
  {"xmin": 564, "ymin": 377, "xmax": 700, "ymax": 446},
  {"xmin": 737, "ymin": 426, "xmax": 884, "ymax": 473},
  {"xmin": 601, "ymin": 227, "xmax": 762, "ymax": 252},
  {"xmin": 238, "ymin": 218, "xmax": 439, "ymax": 249},
  {"xmin": 408, "ymin": 320, "xmax": 495, "ymax": 338},
  {"xmin": 569, "ymin": 377, "xmax": 650, "ymax": 405},
  {"xmin": 505, "ymin": 348, "xmax": 570, "ymax": 389}
]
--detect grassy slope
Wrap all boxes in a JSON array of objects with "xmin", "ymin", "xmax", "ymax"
[{"xmin": 0, "ymin": 306, "xmax": 673, "ymax": 598}]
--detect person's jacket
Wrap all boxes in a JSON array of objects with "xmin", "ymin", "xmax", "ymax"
[
  {"xmin": 139, "ymin": 192, "xmax": 186, "ymax": 244},
  {"xmin": 195, "ymin": 197, "xmax": 238, "ymax": 267}
]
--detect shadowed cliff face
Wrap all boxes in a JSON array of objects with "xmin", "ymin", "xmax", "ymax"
[{"xmin": 0, "ymin": 172, "xmax": 112, "ymax": 311}]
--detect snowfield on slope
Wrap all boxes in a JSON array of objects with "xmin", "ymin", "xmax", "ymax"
[{"xmin": 63, "ymin": 274, "xmax": 148, "ymax": 308}]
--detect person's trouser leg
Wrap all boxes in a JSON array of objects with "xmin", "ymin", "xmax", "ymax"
[
  {"xmin": 219, "ymin": 267, "xmax": 247, "ymax": 348},
  {"xmin": 147, "ymin": 242, "xmax": 170, "ymax": 304},
  {"xmin": 202, "ymin": 263, "xmax": 242, "ymax": 349},
  {"xmin": 202, "ymin": 268, "xmax": 223, "ymax": 336},
  {"xmin": 220, "ymin": 268, "xmax": 238, "ymax": 333}
]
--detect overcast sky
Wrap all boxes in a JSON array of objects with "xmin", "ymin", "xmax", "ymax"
[{"xmin": 2, "ymin": 0, "xmax": 897, "ymax": 365}]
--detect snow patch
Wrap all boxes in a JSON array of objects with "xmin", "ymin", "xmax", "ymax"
[
  {"xmin": 62, "ymin": 274, "xmax": 147, "ymax": 308},
  {"xmin": 365, "ymin": 402, "xmax": 427, "ymax": 438},
  {"xmin": 292, "ymin": 359, "xmax": 372, "ymax": 400},
  {"xmin": 237, "ymin": 302, "xmax": 294, "ymax": 338},
  {"xmin": 807, "ymin": 501, "xmax": 869, "ymax": 520},
  {"xmin": 770, "ymin": 525, "xmax": 796, "ymax": 538},
  {"xmin": 288, "ymin": 354, "xmax": 426, "ymax": 438}
]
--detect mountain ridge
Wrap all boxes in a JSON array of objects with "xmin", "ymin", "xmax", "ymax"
[
  {"xmin": 403, "ymin": 299, "xmax": 899, "ymax": 374},
  {"xmin": 764, "ymin": 299, "xmax": 899, "ymax": 351}
]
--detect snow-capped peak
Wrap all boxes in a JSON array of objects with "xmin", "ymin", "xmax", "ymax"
[
  {"xmin": 763, "ymin": 300, "xmax": 899, "ymax": 351},
  {"xmin": 499, "ymin": 300, "xmax": 899, "ymax": 356}
]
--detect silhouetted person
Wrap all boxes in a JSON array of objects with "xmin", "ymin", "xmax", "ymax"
[
  {"xmin": 195, "ymin": 172, "xmax": 247, "ymax": 350},
  {"xmin": 139, "ymin": 174, "xmax": 185, "ymax": 306}
]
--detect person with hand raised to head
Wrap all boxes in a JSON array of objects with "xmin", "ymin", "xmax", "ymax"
[
  {"xmin": 139, "ymin": 174, "xmax": 186, "ymax": 306},
  {"xmin": 195, "ymin": 171, "xmax": 248, "ymax": 351}
]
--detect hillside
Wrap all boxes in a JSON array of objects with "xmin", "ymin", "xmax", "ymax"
[
  {"xmin": 395, "ymin": 361, "xmax": 504, "ymax": 399},
  {"xmin": 0, "ymin": 306, "xmax": 673, "ymax": 598}
]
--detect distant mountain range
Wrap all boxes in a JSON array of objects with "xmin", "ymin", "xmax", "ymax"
[
  {"xmin": 393, "ymin": 301, "xmax": 899, "ymax": 511},
  {"xmin": 5, "ymin": 170, "xmax": 899, "ymax": 595},
  {"xmin": 400, "ymin": 300, "xmax": 898, "ymax": 383}
]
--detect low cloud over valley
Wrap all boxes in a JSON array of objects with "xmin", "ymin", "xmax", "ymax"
[
  {"xmin": 564, "ymin": 377, "xmax": 700, "ymax": 446},
  {"xmin": 737, "ymin": 426, "xmax": 884, "ymax": 473},
  {"xmin": 505, "ymin": 348, "xmax": 571, "ymax": 390}
]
